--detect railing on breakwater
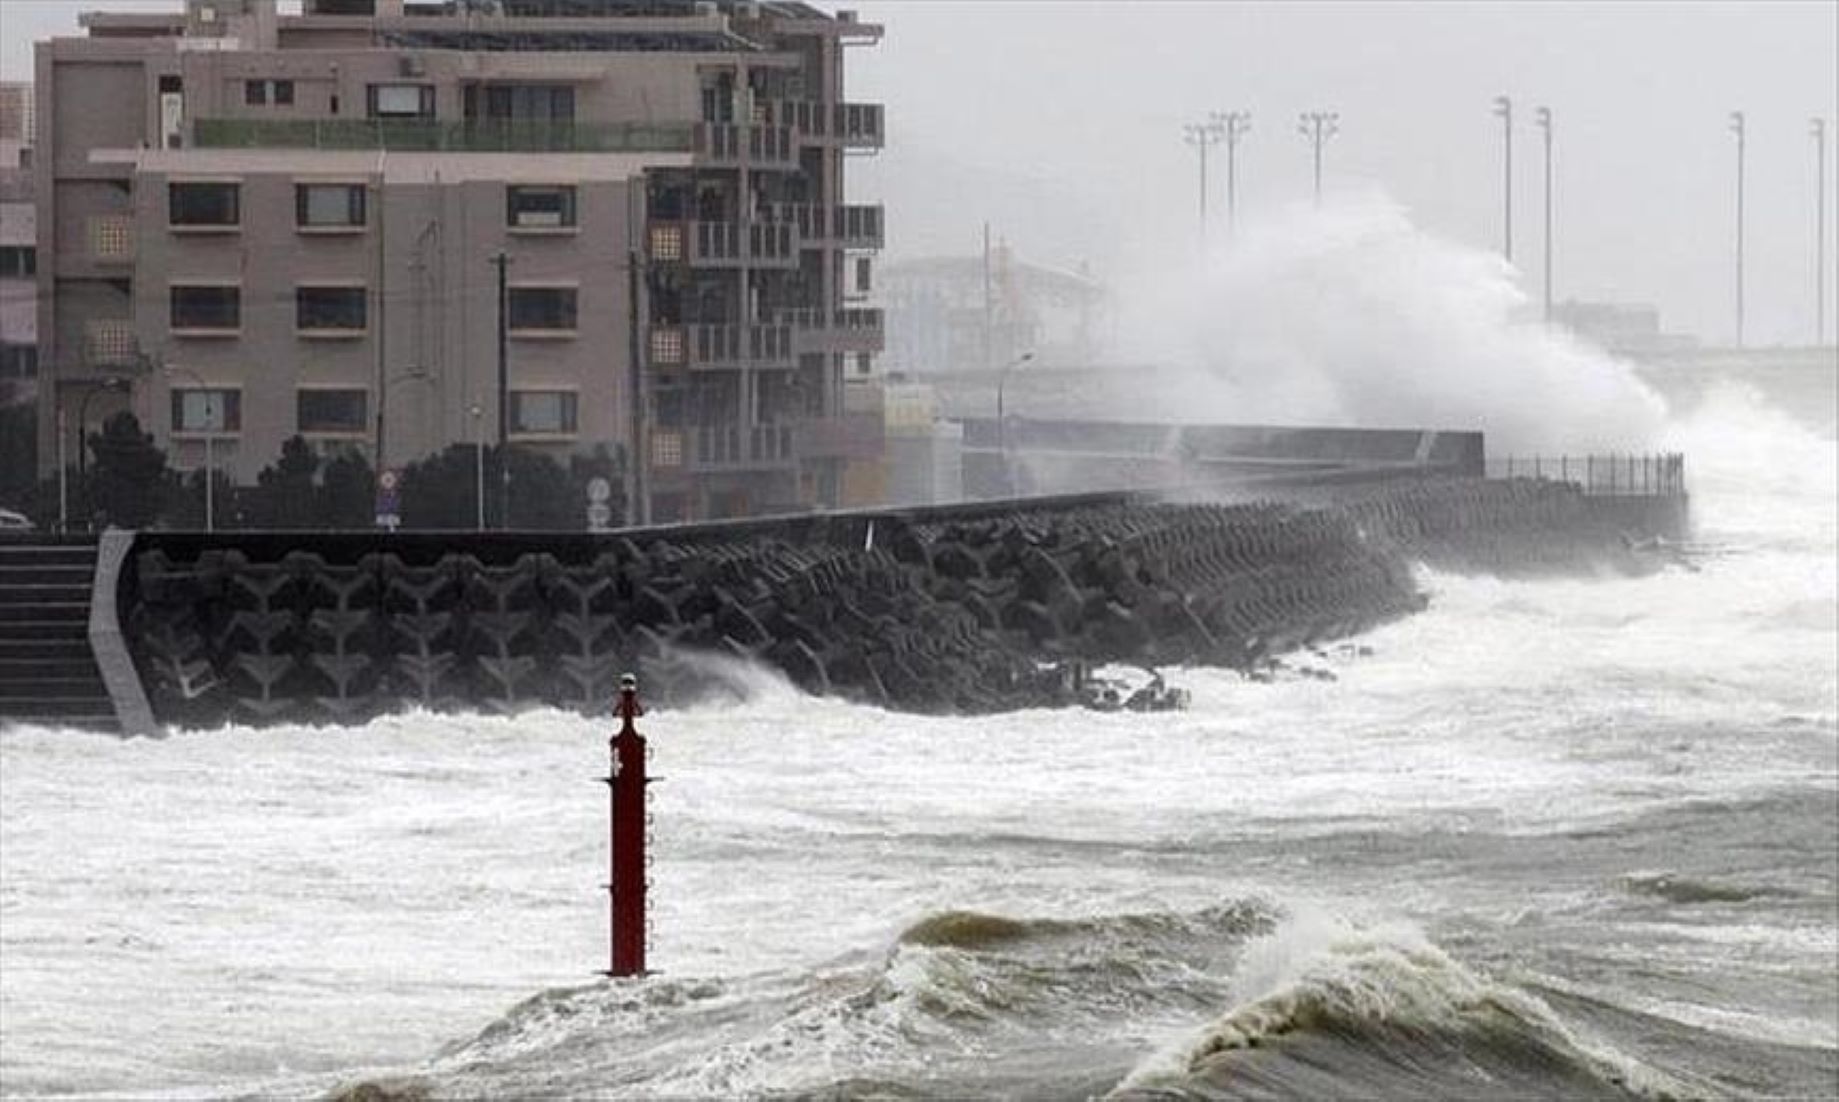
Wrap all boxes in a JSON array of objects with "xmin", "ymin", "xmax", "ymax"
[{"xmin": 1485, "ymin": 453, "xmax": 1686, "ymax": 497}]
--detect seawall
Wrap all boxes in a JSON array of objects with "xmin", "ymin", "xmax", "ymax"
[{"xmin": 108, "ymin": 473, "xmax": 1687, "ymax": 729}]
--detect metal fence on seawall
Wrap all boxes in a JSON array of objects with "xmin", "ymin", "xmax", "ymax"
[{"xmin": 1484, "ymin": 453, "xmax": 1687, "ymax": 498}]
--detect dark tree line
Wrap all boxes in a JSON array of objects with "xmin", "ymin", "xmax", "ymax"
[{"xmin": 5, "ymin": 411, "xmax": 626, "ymax": 532}]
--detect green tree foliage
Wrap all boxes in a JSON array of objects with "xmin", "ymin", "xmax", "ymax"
[
  {"xmin": 86, "ymin": 412, "xmax": 170, "ymax": 529},
  {"xmin": 0, "ymin": 403, "xmax": 35, "ymax": 514},
  {"xmin": 241, "ymin": 435, "xmax": 322, "ymax": 528},
  {"xmin": 318, "ymin": 448, "xmax": 376, "ymax": 528},
  {"xmin": 398, "ymin": 444, "xmax": 626, "ymax": 530}
]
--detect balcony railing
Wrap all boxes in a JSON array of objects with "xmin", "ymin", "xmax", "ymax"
[
  {"xmin": 837, "ymin": 102, "xmax": 884, "ymax": 149},
  {"xmin": 775, "ymin": 307, "xmax": 885, "ymax": 356},
  {"xmin": 763, "ymin": 203, "xmax": 882, "ymax": 249},
  {"xmin": 650, "ymin": 324, "xmax": 796, "ymax": 368},
  {"xmin": 687, "ymin": 422, "xmax": 797, "ymax": 471},
  {"xmin": 760, "ymin": 98, "xmax": 829, "ymax": 138},
  {"xmin": 193, "ymin": 118, "xmax": 694, "ymax": 153},
  {"xmin": 693, "ymin": 123, "xmax": 797, "ymax": 168},
  {"xmin": 837, "ymin": 204, "xmax": 884, "ymax": 248},
  {"xmin": 1486, "ymin": 453, "xmax": 1687, "ymax": 497}
]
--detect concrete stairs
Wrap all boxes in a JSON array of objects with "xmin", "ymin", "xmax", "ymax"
[{"xmin": 0, "ymin": 540, "xmax": 118, "ymax": 732}]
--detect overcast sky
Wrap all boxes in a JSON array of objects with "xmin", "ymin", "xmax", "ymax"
[{"xmin": 4, "ymin": 0, "xmax": 1835, "ymax": 345}]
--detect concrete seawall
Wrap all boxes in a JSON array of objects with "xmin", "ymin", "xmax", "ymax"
[{"xmin": 110, "ymin": 474, "xmax": 1687, "ymax": 729}]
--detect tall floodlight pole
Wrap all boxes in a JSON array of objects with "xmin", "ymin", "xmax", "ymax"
[
  {"xmin": 1494, "ymin": 96, "xmax": 1513, "ymax": 261},
  {"xmin": 1184, "ymin": 118, "xmax": 1226, "ymax": 236},
  {"xmin": 1535, "ymin": 106, "xmax": 1553, "ymax": 320},
  {"xmin": 1730, "ymin": 111, "xmax": 1746, "ymax": 347},
  {"xmin": 1212, "ymin": 111, "xmax": 1252, "ymax": 234},
  {"xmin": 1814, "ymin": 117, "xmax": 1828, "ymax": 345},
  {"xmin": 1298, "ymin": 112, "xmax": 1339, "ymax": 208}
]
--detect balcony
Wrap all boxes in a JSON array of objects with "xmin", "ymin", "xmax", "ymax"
[
  {"xmin": 655, "ymin": 221, "xmax": 796, "ymax": 268},
  {"xmin": 780, "ymin": 307, "xmax": 885, "ymax": 356},
  {"xmin": 686, "ymin": 422, "xmax": 798, "ymax": 472},
  {"xmin": 648, "ymin": 324, "xmax": 796, "ymax": 369},
  {"xmin": 192, "ymin": 118, "xmax": 695, "ymax": 154},
  {"xmin": 766, "ymin": 203, "xmax": 881, "ymax": 250},
  {"xmin": 795, "ymin": 413, "xmax": 884, "ymax": 462},
  {"xmin": 692, "ymin": 123, "xmax": 798, "ymax": 169},
  {"xmin": 837, "ymin": 103, "xmax": 884, "ymax": 150},
  {"xmin": 761, "ymin": 99, "xmax": 829, "ymax": 139}
]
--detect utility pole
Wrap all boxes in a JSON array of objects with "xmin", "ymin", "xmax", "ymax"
[
  {"xmin": 1729, "ymin": 112, "xmax": 1747, "ymax": 347},
  {"xmin": 1212, "ymin": 110, "xmax": 1252, "ymax": 234},
  {"xmin": 1493, "ymin": 95, "xmax": 1513, "ymax": 262},
  {"xmin": 1814, "ymin": 117, "xmax": 1828, "ymax": 345},
  {"xmin": 981, "ymin": 222, "xmax": 992, "ymax": 371},
  {"xmin": 1184, "ymin": 117, "xmax": 1225, "ymax": 236},
  {"xmin": 1298, "ymin": 112, "xmax": 1339, "ymax": 208},
  {"xmin": 491, "ymin": 251, "xmax": 511, "ymax": 527},
  {"xmin": 1535, "ymin": 106, "xmax": 1553, "ymax": 321}
]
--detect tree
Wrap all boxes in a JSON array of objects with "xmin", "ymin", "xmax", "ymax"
[
  {"xmin": 318, "ymin": 448, "xmax": 375, "ymax": 528},
  {"xmin": 0, "ymin": 403, "xmax": 36, "ymax": 515},
  {"xmin": 242, "ymin": 435, "xmax": 321, "ymax": 529},
  {"xmin": 86, "ymin": 412, "xmax": 169, "ymax": 529},
  {"xmin": 398, "ymin": 443, "xmax": 610, "ymax": 530}
]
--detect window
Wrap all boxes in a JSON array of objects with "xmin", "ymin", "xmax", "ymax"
[
  {"xmin": 296, "ymin": 183, "xmax": 366, "ymax": 229},
  {"xmin": 89, "ymin": 215, "xmax": 134, "ymax": 260},
  {"xmin": 368, "ymin": 83, "xmax": 434, "ymax": 118},
  {"xmin": 0, "ymin": 246, "xmax": 33, "ymax": 278},
  {"xmin": 86, "ymin": 319, "xmax": 138, "ymax": 366},
  {"xmin": 297, "ymin": 389, "xmax": 368, "ymax": 433},
  {"xmin": 467, "ymin": 84, "xmax": 575, "ymax": 123},
  {"xmin": 171, "ymin": 389, "xmax": 241, "ymax": 433},
  {"xmin": 296, "ymin": 286, "xmax": 367, "ymax": 332},
  {"xmin": 510, "ymin": 391, "xmax": 578, "ymax": 435},
  {"xmin": 0, "ymin": 344, "xmax": 36, "ymax": 379},
  {"xmin": 170, "ymin": 285, "xmax": 240, "ymax": 331},
  {"xmin": 508, "ymin": 286, "xmax": 577, "ymax": 332},
  {"xmin": 168, "ymin": 182, "xmax": 240, "ymax": 228},
  {"xmin": 245, "ymin": 79, "xmax": 295, "ymax": 106},
  {"xmin": 506, "ymin": 185, "xmax": 576, "ymax": 229}
]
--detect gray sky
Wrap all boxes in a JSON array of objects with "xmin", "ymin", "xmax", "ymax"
[{"xmin": 4, "ymin": 0, "xmax": 1835, "ymax": 345}]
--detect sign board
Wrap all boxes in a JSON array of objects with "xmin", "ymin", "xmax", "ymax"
[
  {"xmin": 375, "ymin": 468, "xmax": 402, "ymax": 530},
  {"xmin": 587, "ymin": 502, "xmax": 612, "ymax": 531},
  {"xmin": 587, "ymin": 477, "xmax": 612, "ymax": 504}
]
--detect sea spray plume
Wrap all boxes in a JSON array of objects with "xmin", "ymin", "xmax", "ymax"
[{"xmin": 1114, "ymin": 191, "xmax": 1670, "ymax": 455}]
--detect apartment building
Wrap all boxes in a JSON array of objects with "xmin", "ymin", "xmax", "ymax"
[
  {"xmin": 2, "ymin": 82, "xmax": 36, "ymax": 441},
  {"xmin": 34, "ymin": 0, "xmax": 884, "ymax": 524}
]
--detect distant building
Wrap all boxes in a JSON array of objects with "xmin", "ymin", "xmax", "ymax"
[
  {"xmin": 882, "ymin": 242, "xmax": 1106, "ymax": 375},
  {"xmin": 1, "ymin": 95, "xmax": 36, "ymax": 436},
  {"xmin": 1553, "ymin": 299, "xmax": 1699, "ymax": 359},
  {"xmin": 33, "ymin": 0, "xmax": 886, "ymax": 524}
]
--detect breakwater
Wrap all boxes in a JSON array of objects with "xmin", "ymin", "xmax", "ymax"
[{"xmin": 110, "ymin": 471, "xmax": 1685, "ymax": 729}]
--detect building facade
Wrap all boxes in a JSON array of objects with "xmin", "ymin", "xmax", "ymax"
[
  {"xmin": 34, "ymin": 0, "xmax": 884, "ymax": 524},
  {"xmin": 1, "ymin": 82, "xmax": 37, "ymax": 464}
]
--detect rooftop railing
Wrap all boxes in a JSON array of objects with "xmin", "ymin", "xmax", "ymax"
[{"xmin": 192, "ymin": 118, "xmax": 695, "ymax": 154}]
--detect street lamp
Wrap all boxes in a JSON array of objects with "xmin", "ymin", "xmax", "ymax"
[
  {"xmin": 164, "ymin": 365, "xmax": 217, "ymax": 532},
  {"xmin": 1535, "ymin": 106, "xmax": 1553, "ymax": 321},
  {"xmin": 1297, "ymin": 111, "xmax": 1339, "ymax": 207},
  {"xmin": 1730, "ymin": 110, "xmax": 1746, "ymax": 347},
  {"xmin": 1211, "ymin": 110, "xmax": 1252, "ymax": 234},
  {"xmin": 1183, "ymin": 118, "xmax": 1226, "ymax": 237},
  {"xmin": 995, "ymin": 351, "xmax": 1035, "ymax": 496},
  {"xmin": 469, "ymin": 401, "xmax": 486, "ymax": 531},
  {"xmin": 1814, "ymin": 117, "xmax": 1828, "ymax": 345},
  {"xmin": 1493, "ymin": 95, "xmax": 1513, "ymax": 262}
]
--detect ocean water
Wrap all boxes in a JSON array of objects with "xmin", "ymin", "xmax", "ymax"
[{"xmin": 1, "ymin": 385, "xmax": 1834, "ymax": 1100}]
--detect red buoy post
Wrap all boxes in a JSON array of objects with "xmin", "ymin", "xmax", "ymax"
[{"xmin": 604, "ymin": 673, "xmax": 648, "ymax": 977}]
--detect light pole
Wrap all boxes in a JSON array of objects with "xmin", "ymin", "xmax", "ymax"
[
  {"xmin": 1212, "ymin": 110, "xmax": 1252, "ymax": 234},
  {"xmin": 165, "ymin": 365, "xmax": 216, "ymax": 532},
  {"xmin": 1730, "ymin": 110, "xmax": 1746, "ymax": 347},
  {"xmin": 1535, "ymin": 105, "xmax": 1553, "ymax": 320},
  {"xmin": 994, "ymin": 351, "xmax": 1035, "ymax": 496},
  {"xmin": 1493, "ymin": 95, "xmax": 1513, "ymax": 262},
  {"xmin": 469, "ymin": 401, "xmax": 486, "ymax": 531},
  {"xmin": 1298, "ymin": 111, "xmax": 1339, "ymax": 208},
  {"xmin": 1184, "ymin": 118, "xmax": 1225, "ymax": 237},
  {"xmin": 1814, "ymin": 117, "xmax": 1828, "ymax": 345}
]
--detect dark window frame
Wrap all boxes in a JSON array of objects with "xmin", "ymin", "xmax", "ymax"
[
  {"xmin": 168, "ymin": 182, "xmax": 241, "ymax": 228},
  {"xmin": 295, "ymin": 183, "xmax": 367, "ymax": 229},
  {"xmin": 296, "ymin": 388, "xmax": 369, "ymax": 434},
  {"xmin": 510, "ymin": 390, "xmax": 579, "ymax": 435},
  {"xmin": 295, "ymin": 285, "xmax": 368, "ymax": 332},
  {"xmin": 273, "ymin": 79, "xmax": 294, "ymax": 106},
  {"xmin": 170, "ymin": 388, "xmax": 242, "ymax": 433},
  {"xmin": 367, "ymin": 83, "xmax": 436, "ymax": 119},
  {"xmin": 170, "ymin": 285, "xmax": 241, "ymax": 331},
  {"xmin": 507, "ymin": 286, "xmax": 579, "ymax": 332},
  {"xmin": 0, "ymin": 246, "xmax": 34, "ymax": 278},
  {"xmin": 245, "ymin": 79, "xmax": 267, "ymax": 106},
  {"xmin": 0, "ymin": 344, "xmax": 37, "ymax": 379},
  {"xmin": 506, "ymin": 184, "xmax": 577, "ymax": 229}
]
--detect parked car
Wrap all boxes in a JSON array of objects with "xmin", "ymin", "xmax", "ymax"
[{"xmin": 0, "ymin": 508, "xmax": 35, "ymax": 531}]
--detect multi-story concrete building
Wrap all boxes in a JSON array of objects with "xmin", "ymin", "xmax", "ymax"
[
  {"xmin": 2, "ymin": 82, "xmax": 37, "ymax": 463},
  {"xmin": 34, "ymin": 0, "xmax": 884, "ymax": 524}
]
